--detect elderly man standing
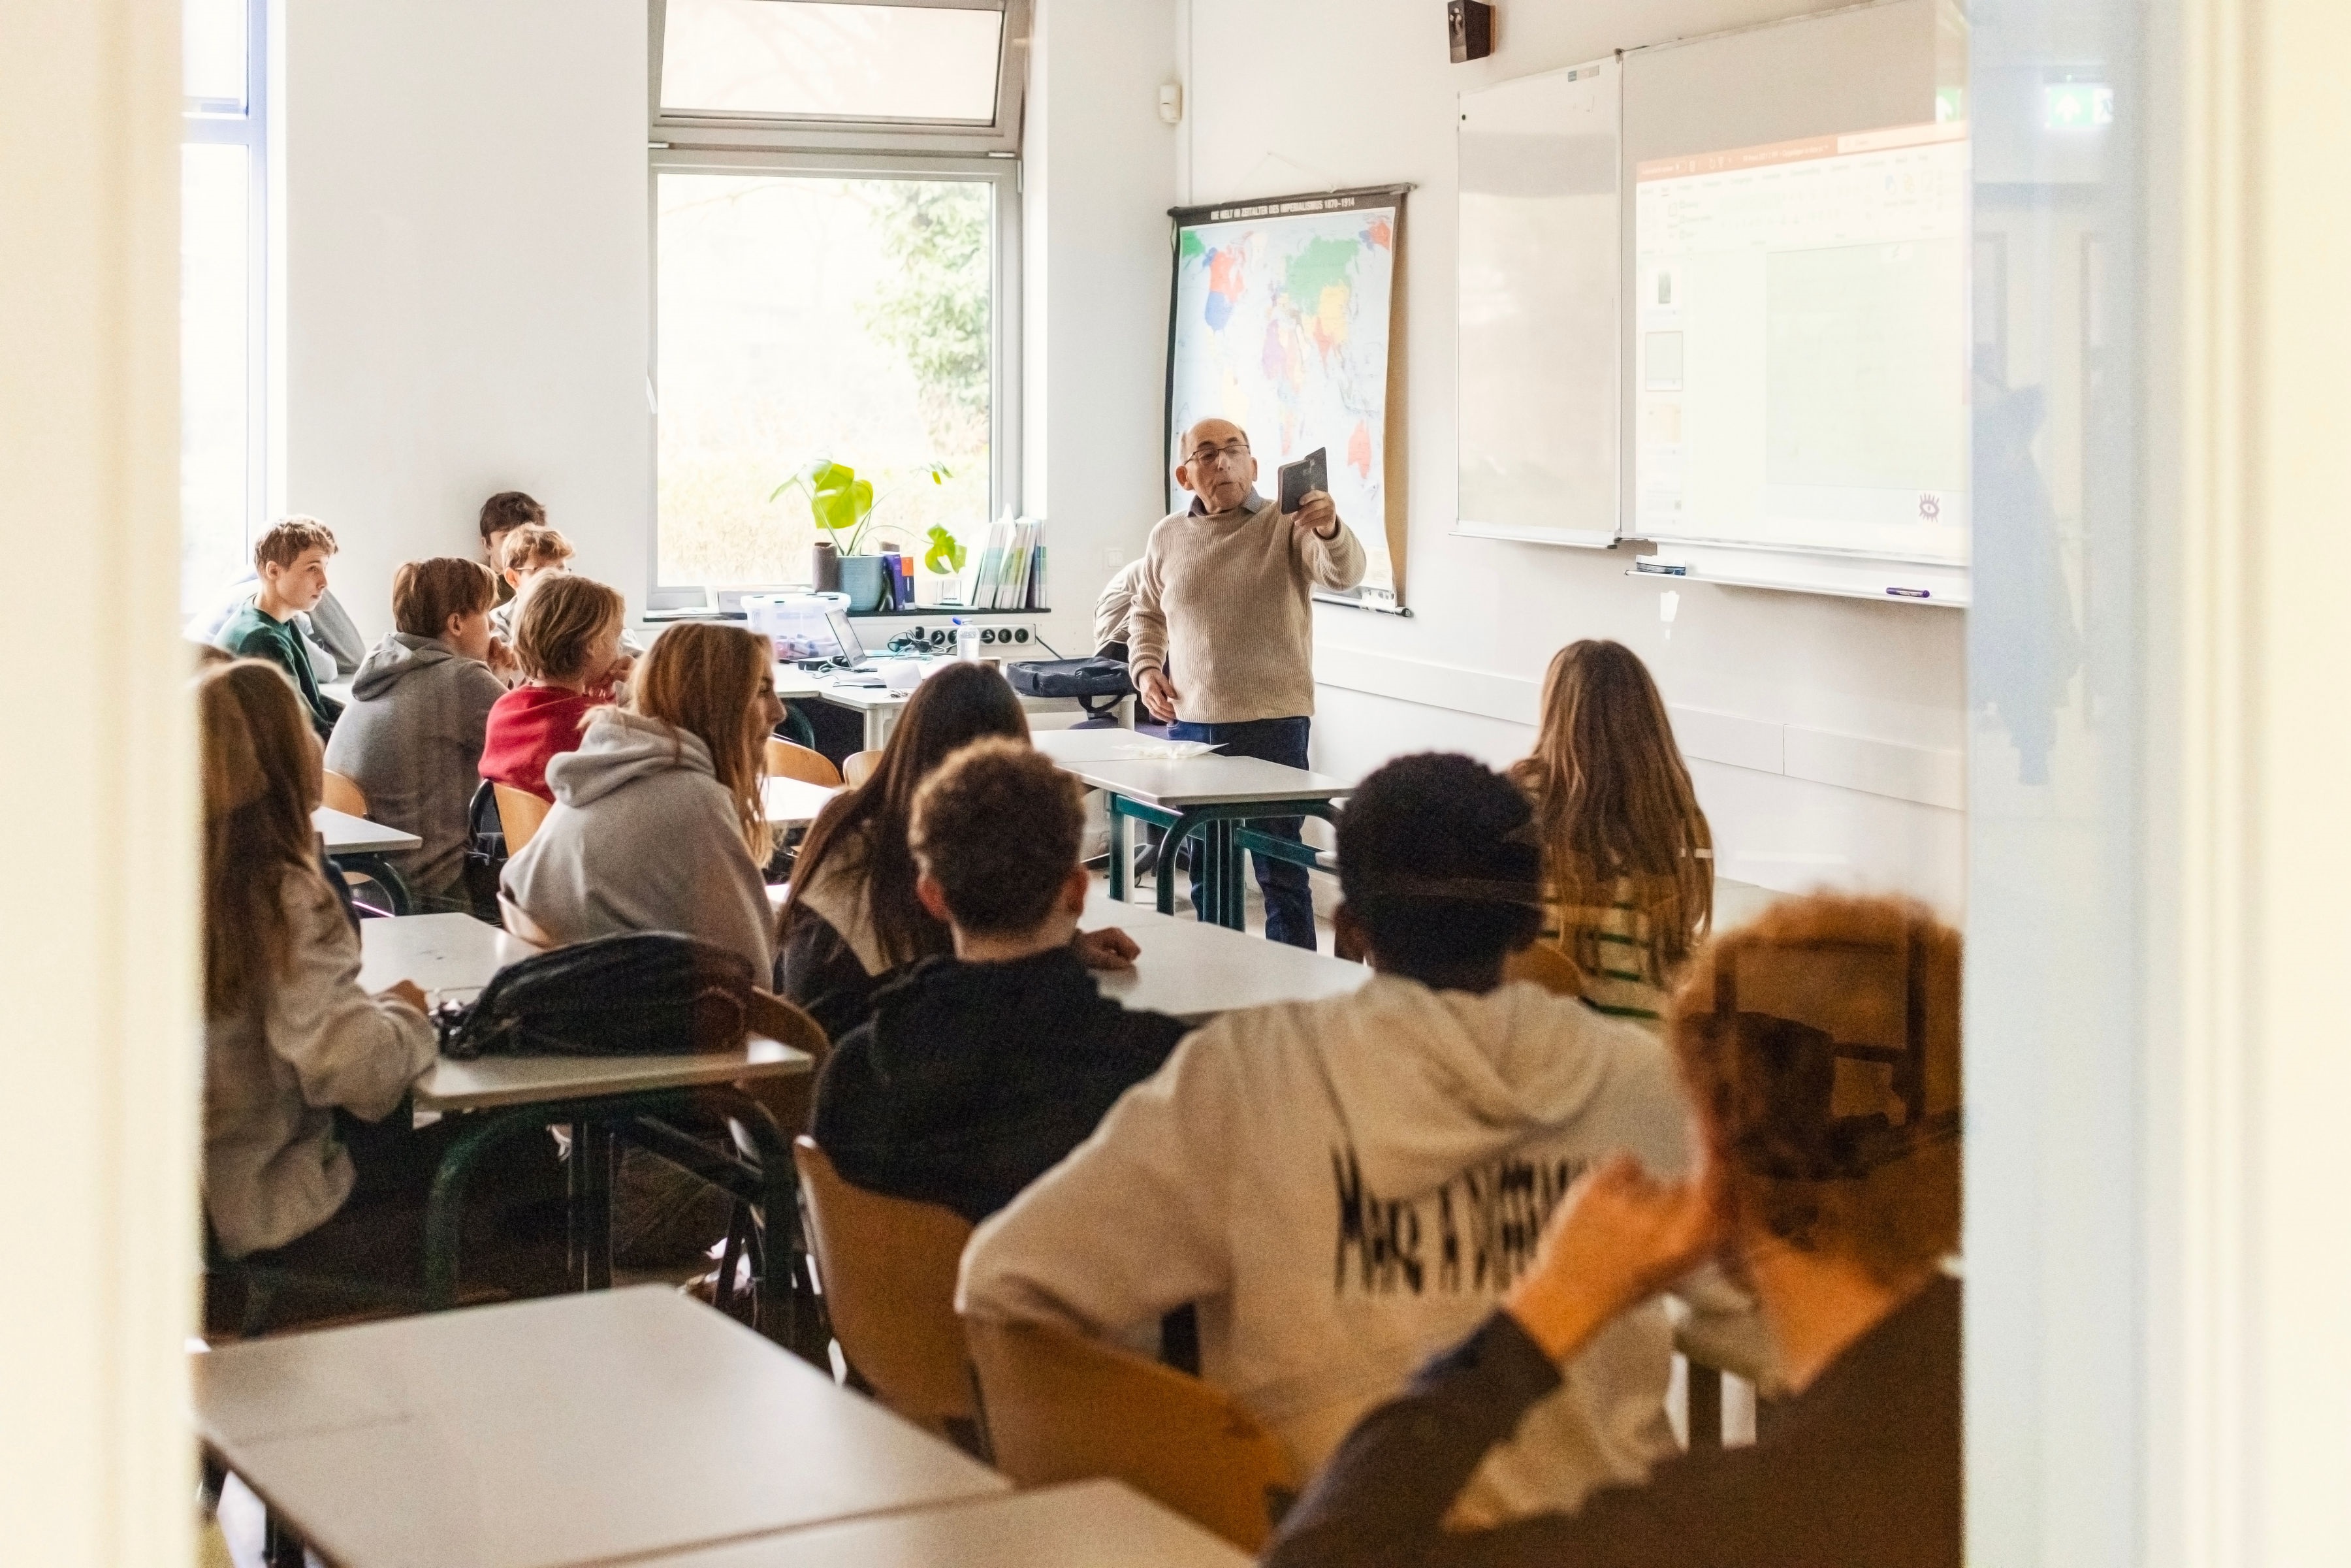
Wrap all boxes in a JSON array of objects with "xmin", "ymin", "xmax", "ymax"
[{"xmin": 1127, "ymin": 417, "xmax": 1366, "ymax": 948}]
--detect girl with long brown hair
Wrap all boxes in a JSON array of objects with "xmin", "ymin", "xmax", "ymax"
[
  {"xmin": 778, "ymin": 661, "xmax": 1136, "ymax": 1040},
  {"xmin": 200, "ymin": 659, "xmax": 440, "ymax": 1271},
  {"xmin": 501, "ymin": 622, "xmax": 782, "ymax": 972},
  {"xmin": 1507, "ymin": 639, "xmax": 1713, "ymax": 1026}
]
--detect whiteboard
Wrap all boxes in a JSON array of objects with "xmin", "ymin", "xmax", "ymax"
[
  {"xmin": 1455, "ymin": 58, "xmax": 1621, "ymax": 549},
  {"xmin": 1620, "ymin": 0, "xmax": 1967, "ymax": 605}
]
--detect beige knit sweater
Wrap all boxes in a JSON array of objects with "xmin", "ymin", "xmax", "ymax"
[{"xmin": 1127, "ymin": 492, "xmax": 1366, "ymax": 724}]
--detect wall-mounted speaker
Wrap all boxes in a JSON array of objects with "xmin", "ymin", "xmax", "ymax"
[{"xmin": 1448, "ymin": 0, "xmax": 1495, "ymax": 63}]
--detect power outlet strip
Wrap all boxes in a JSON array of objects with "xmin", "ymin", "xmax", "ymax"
[{"xmin": 867, "ymin": 620, "xmax": 1044, "ymax": 655}]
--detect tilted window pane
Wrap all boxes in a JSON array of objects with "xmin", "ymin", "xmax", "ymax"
[
  {"xmin": 658, "ymin": 172, "xmax": 992, "ymax": 586},
  {"xmin": 661, "ymin": 0, "xmax": 1003, "ymax": 123},
  {"xmin": 182, "ymin": 144, "xmax": 252, "ymax": 615},
  {"xmin": 184, "ymin": 0, "xmax": 248, "ymax": 109}
]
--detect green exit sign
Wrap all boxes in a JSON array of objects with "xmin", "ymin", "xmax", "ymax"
[{"xmin": 2043, "ymin": 83, "xmax": 2115, "ymax": 129}]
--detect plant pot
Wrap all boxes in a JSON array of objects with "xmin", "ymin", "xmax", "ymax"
[
  {"xmin": 810, "ymin": 539, "xmax": 842, "ymax": 593},
  {"xmin": 838, "ymin": 553, "xmax": 897, "ymax": 614}
]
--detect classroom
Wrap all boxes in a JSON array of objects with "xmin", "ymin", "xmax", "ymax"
[{"xmin": 8, "ymin": 0, "xmax": 2349, "ymax": 1563}]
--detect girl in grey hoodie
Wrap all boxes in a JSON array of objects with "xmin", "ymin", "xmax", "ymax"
[{"xmin": 499, "ymin": 623, "xmax": 782, "ymax": 975}]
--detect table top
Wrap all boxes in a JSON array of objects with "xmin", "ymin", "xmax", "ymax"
[
  {"xmin": 632, "ymin": 1480, "xmax": 1250, "ymax": 1568},
  {"xmin": 357, "ymin": 914, "xmax": 813, "ymax": 1112},
  {"xmin": 359, "ymin": 911, "xmax": 544, "ymax": 998},
  {"xmin": 1059, "ymin": 753, "xmax": 1353, "ymax": 807},
  {"xmin": 1032, "ymin": 728, "xmax": 1217, "ymax": 765},
  {"xmin": 194, "ymin": 1287, "xmax": 1008, "ymax": 1568},
  {"xmin": 1083, "ymin": 886, "xmax": 1367, "ymax": 1021},
  {"xmin": 315, "ymin": 805, "xmax": 422, "ymax": 855},
  {"xmin": 765, "ymin": 775, "xmax": 844, "ymax": 827}
]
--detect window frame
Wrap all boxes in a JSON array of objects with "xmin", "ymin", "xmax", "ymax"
[
  {"xmin": 648, "ymin": 0, "xmax": 1032, "ymax": 157},
  {"xmin": 180, "ymin": 0, "xmax": 272, "ymax": 603},
  {"xmin": 646, "ymin": 146, "xmax": 1023, "ymax": 597}
]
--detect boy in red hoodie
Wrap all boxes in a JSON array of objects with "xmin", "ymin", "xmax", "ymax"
[{"xmin": 479, "ymin": 574, "xmax": 629, "ymax": 801}]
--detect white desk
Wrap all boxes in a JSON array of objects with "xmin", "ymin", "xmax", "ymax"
[
  {"xmin": 1083, "ymin": 885, "xmax": 1366, "ymax": 1021},
  {"xmin": 1059, "ymin": 754, "xmax": 1352, "ymax": 808},
  {"xmin": 359, "ymin": 910, "xmax": 541, "ymax": 998},
  {"xmin": 357, "ymin": 914, "xmax": 812, "ymax": 1112},
  {"xmin": 633, "ymin": 1480, "xmax": 1250, "ymax": 1568},
  {"xmin": 1032, "ymin": 728, "xmax": 1216, "ymax": 765},
  {"xmin": 765, "ymin": 775, "xmax": 843, "ymax": 827},
  {"xmin": 781, "ymin": 660, "xmax": 1091, "ymax": 750},
  {"xmin": 314, "ymin": 805, "xmax": 421, "ymax": 855},
  {"xmin": 195, "ymin": 1287, "xmax": 1008, "ymax": 1568}
]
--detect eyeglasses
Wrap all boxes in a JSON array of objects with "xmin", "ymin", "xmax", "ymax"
[{"xmin": 1186, "ymin": 440, "xmax": 1252, "ymax": 469}]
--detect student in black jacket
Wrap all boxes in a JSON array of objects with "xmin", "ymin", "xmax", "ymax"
[
  {"xmin": 810, "ymin": 737, "xmax": 1183, "ymax": 1224},
  {"xmin": 1264, "ymin": 891, "xmax": 1963, "ymax": 1568}
]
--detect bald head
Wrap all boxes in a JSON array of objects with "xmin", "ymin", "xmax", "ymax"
[{"xmin": 1175, "ymin": 419, "xmax": 1258, "ymax": 513}]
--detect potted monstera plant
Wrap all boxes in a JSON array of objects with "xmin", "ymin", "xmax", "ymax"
[{"xmin": 771, "ymin": 458, "xmax": 951, "ymax": 612}]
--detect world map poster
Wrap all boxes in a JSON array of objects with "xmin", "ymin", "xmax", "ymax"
[{"xmin": 1167, "ymin": 187, "xmax": 1407, "ymax": 601}]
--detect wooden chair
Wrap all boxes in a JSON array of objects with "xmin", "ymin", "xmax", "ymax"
[
  {"xmin": 841, "ymin": 749, "xmax": 883, "ymax": 788},
  {"xmin": 491, "ymin": 784, "xmax": 552, "ymax": 856},
  {"xmin": 766, "ymin": 737, "xmax": 844, "ymax": 788},
  {"xmin": 320, "ymin": 769, "xmax": 368, "ymax": 816},
  {"xmin": 793, "ymin": 1137, "xmax": 981, "ymax": 1449},
  {"xmin": 963, "ymin": 1317, "xmax": 1303, "ymax": 1552},
  {"xmin": 1505, "ymin": 940, "xmax": 1588, "ymax": 998}
]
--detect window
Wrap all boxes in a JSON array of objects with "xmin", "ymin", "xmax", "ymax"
[
  {"xmin": 180, "ymin": 0, "xmax": 269, "ymax": 615},
  {"xmin": 656, "ymin": 167, "xmax": 1003, "ymax": 588},
  {"xmin": 650, "ymin": 0, "xmax": 1027, "ymax": 594},
  {"xmin": 652, "ymin": 0, "xmax": 1029, "ymax": 153},
  {"xmin": 660, "ymin": 0, "xmax": 1006, "ymax": 123}
]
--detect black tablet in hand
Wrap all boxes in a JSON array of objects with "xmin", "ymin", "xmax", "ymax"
[{"xmin": 1279, "ymin": 447, "xmax": 1329, "ymax": 514}]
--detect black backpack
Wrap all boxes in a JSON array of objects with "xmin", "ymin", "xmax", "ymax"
[
  {"xmin": 436, "ymin": 932, "xmax": 756, "ymax": 1061},
  {"xmin": 1005, "ymin": 656, "xmax": 1134, "ymax": 720}
]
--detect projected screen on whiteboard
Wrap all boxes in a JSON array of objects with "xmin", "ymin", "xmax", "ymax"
[{"xmin": 1633, "ymin": 121, "xmax": 1967, "ymax": 565}]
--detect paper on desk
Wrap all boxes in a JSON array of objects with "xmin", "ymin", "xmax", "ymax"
[{"xmin": 1127, "ymin": 740, "xmax": 1219, "ymax": 759}]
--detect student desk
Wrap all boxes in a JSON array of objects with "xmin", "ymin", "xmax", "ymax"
[
  {"xmin": 357, "ymin": 915, "xmax": 816, "ymax": 1343},
  {"xmin": 1032, "ymin": 735, "xmax": 1354, "ymax": 932},
  {"xmin": 315, "ymin": 805, "xmax": 423, "ymax": 915},
  {"xmin": 630, "ymin": 1480, "xmax": 1249, "ymax": 1568},
  {"xmin": 195, "ymin": 1287, "xmax": 1006, "ymax": 1568},
  {"xmin": 780, "ymin": 660, "xmax": 1095, "ymax": 754},
  {"xmin": 765, "ymin": 775, "xmax": 843, "ymax": 827},
  {"xmin": 1082, "ymin": 886, "xmax": 1366, "ymax": 1021}
]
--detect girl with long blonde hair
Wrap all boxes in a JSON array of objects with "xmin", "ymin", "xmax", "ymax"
[
  {"xmin": 500, "ymin": 622, "xmax": 782, "ymax": 971},
  {"xmin": 199, "ymin": 660, "xmax": 441, "ymax": 1294},
  {"xmin": 1507, "ymin": 639, "xmax": 1712, "ymax": 1025}
]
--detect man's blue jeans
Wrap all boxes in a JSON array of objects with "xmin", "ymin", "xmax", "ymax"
[{"xmin": 1166, "ymin": 715, "xmax": 1317, "ymax": 950}]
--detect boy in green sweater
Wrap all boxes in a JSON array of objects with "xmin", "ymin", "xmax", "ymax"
[{"xmin": 219, "ymin": 517, "xmax": 345, "ymax": 740}]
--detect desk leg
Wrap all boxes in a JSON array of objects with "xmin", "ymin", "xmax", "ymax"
[
  {"xmin": 1107, "ymin": 795, "xmax": 1130, "ymax": 902},
  {"xmin": 263, "ymin": 1507, "xmax": 304, "ymax": 1568},
  {"xmin": 580, "ymin": 1123, "xmax": 615, "ymax": 1292},
  {"xmin": 333, "ymin": 852, "xmax": 414, "ymax": 916},
  {"xmin": 1158, "ymin": 810, "xmax": 1207, "ymax": 919}
]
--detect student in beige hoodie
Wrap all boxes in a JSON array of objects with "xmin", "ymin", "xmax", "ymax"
[
  {"xmin": 959, "ymin": 753, "xmax": 1767, "ymax": 1527},
  {"xmin": 199, "ymin": 662, "xmax": 438, "ymax": 1298}
]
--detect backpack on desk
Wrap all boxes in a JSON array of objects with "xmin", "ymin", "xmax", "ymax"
[
  {"xmin": 437, "ymin": 932, "xmax": 755, "ymax": 1060},
  {"xmin": 1005, "ymin": 656, "xmax": 1132, "ymax": 721}
]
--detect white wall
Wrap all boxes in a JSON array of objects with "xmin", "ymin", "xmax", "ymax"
[
  {"xmin": 2, "ymin": 3, "xmax": 195, "ymax": 1561},
  {"xmin": 1179, "ymin": 0, "xmax": 1966, "ymax": 908},
  {"xmin": 285, "ymin": 0, "xmax": 650, "ymax": 642},
  {"xmin": 1022, "ymin": 0, "xmax": 1180, "ymax": 656}
]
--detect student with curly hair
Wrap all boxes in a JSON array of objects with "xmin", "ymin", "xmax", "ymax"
[{"xmin": 1265, "ymin": 892, "xmax": 1962, "ymax": 1568}]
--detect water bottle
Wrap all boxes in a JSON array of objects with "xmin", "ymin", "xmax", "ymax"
[{"xmin": 955, "ymin": 621, "xmax": 982, "ymax": 662}]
